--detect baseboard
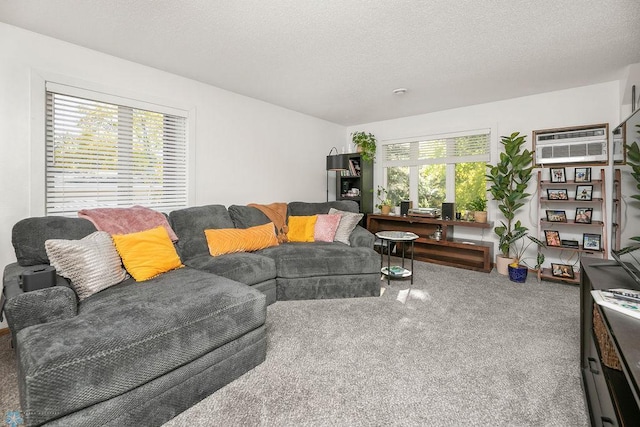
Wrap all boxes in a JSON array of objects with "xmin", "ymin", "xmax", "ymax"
[{"xmin": 0, "ymin": 327, "xmax": 10, "ymax": 337}]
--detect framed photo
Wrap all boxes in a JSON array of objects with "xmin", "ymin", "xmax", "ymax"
[
  {"xmin": 547, "ymin": 189, "xmax": 569, "ymax": 200},
  {"xmin": 546, "ymin": 210, "xmax": 567, "ymax": 222},
  {"xmin": 544, "ymin": 230, "xmax": 561, "ymax": 247},
  {"xmin": 574, "ymin": 167, "xmax": 591, "ymax": 183},
  {"xmin": 561, "ymin": 239, "xmax": 580, "ymax": 248},
  {"xmin": 551, "ymin": 263, "xmax": 575, "ymax": 279},
  {"xmin": 583, "ymin": 233, "xmax": 602, "ymax": 251},
  {"xmin": 550, "ymin": 167, "xmax": 566, "ymax": 183},
  {"xmin": 575, "ymin": 185, "xmax": 593, "ymax": 201},
  {"xmin": 574, "ymin": 207, "xmax": 593, "ymax": 224}
]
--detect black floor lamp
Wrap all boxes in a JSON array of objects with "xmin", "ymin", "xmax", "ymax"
[{"xmin": 326, "ymin": 147, "xmax": 348, "ymax": 201}]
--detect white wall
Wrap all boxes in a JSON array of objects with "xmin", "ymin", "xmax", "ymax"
[
  {"xmin": 0, "ymin": 23, "xmax": 344, "ymax": 325},
  {"xmin": 347, "ymin": 81, "xmax": 621, "ymax": 262}
]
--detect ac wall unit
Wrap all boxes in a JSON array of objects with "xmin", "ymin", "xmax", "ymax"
[{"xmin": 533, "ymin": 124, "xmax": 609, "ymax": 166}]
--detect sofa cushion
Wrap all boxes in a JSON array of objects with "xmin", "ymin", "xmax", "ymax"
[
  {"xmin": 287, "ymin": 215, "xmax": 317, "ymax": 242},
  {"xmin": 329, "ymin": 208, "xmax": 364, "ymax": 245},
  {"xmin": 204, "ymin": 222, "xmax": 279, "ymax": 256},
  {"xmin": 45, "ymin": 231, "xmax": 127, "ymax": 300},
  {"xmin": 287, "ymin": 200, "xmax": 359, "ymax": 216},
  {"xmin": 169, "ymin": 205, "xmax": 235, "ymax": 260},
  {"xmin": 185, "ymin": 252, "xmax": 276, "ymax": 286},
  {"xmin": 12, "ymin": 217, "xmax": 97, "ymax": 266},
  {"xmin": 227, "ymin": 205, "xmax": 271, "ymax": 229},
  {"xmin": 314, "ymin": 214, "xmax": 341, "ymax": 242},
  {"xmin": 16, "ymin": 267, "xmax": 266, "ymax": 425},
  {"xmin": 112, "ymin": 226, "xmax": 184, "ymax": 281},
  {"xmin": 259, "ymin": 242, "xmax": 379, "ymax": 278}
]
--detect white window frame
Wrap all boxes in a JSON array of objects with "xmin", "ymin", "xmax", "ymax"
[
  {"xmin": 30, "ymin": 73, "xmax": 195, "ymax": 216},
  {"xmin": 380, "ymin": 128, "xmax": 492, "ymax": 206}
]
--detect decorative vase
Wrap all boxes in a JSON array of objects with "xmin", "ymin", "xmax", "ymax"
[
  {"xmin": 508, "ymin": 264, "xmax": 529, "ymax": 283},
  {"xmin": 381, "ymin": 205, "xmax": 392, "ymax": 215},
  {"xmin": 473, "ymin": 211, "xmax": 487, "ymax": 223},
  {"xmin": 496, "ymin": 255, "xmax": 516, "ymax": 275}
]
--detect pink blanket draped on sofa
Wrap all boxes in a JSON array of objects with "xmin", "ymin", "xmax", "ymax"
[{"xmin": 78, "ymin": 205, "xmax": 179, "ymax": 241}]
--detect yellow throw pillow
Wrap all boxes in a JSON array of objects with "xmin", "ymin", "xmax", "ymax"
[
  {"xmin": 287, "ymin": 215, "xmax": 318, "ymax": 242},
  {"xmin": 112, "ymin": 226, "xmax": 183, "ymax": 281},
  {"xmin": 204, "ymin": 222, "xmax": 279, "ymax": 256}
]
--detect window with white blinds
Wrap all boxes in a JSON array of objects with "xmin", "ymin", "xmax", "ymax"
[
  {"xmin": 383, "ymin": 132, "xmax": 490, "ymax": 166},
  {"xmin": 380, "ymin": 129, "xmax": 491, "ymax": 209},
  {"xmin": 45, "ymin": 86, "xmax": 188, "ymax": 216}
]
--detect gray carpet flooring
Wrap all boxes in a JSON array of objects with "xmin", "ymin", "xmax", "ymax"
[{"xmin": 1, "ymin": 260, "xmax": 589, "ymax": 426}]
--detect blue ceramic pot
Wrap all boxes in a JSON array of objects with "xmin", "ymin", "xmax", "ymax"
[{"xmin": 508, "ymin": 264, "xmax": 528, "ymax": 283}]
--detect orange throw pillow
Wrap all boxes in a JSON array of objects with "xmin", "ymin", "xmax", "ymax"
[
  {"xmin": 287, "ymin": 215, "xmax": 318, "ymax": 242},
  {"xmin": 204, "ymin": 222, "xmax": 279, "ymax": 256},
  {"xmin": 112, "ymin": 226, "xmax": 183, "ymax": 281}
]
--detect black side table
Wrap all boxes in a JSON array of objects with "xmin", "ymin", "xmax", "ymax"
[{"xmin": 375, "ymin": 231, "xmax": 419, "ymax": 285}]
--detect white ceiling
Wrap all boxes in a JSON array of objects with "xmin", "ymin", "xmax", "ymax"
[{"xmin": 1, "ymin": 0, "xmax": 639, "ymax": 125}]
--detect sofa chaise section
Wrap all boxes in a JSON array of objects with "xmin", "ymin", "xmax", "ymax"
[{"xmin": 4, "ymin": 215, "xmax": 267, "ymax": 426}]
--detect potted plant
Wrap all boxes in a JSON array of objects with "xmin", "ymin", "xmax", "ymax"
[
  {"xmin": 486, "ymin": 132, "xmax": 534, "ymax": 275},
  {"xmin": 626, "ymin": 139, "xmax": 640, "ymax": 243},
  {"xmin": 351, "ymin": 131, "xmax": 377, "ymax": 162},
  {"xmin": 468, "ymin": 196, "xmax": 487, "ymax": 223},
  {"xmin": 376, "ymin": 185, "xmax": 393, "ymax": 215},
  {"xmin": 505, "ymin": 231, "xmax": 545, "ymax": 283}
]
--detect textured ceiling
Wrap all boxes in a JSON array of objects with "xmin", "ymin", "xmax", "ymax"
[{"xmin": 1, "ymin": 0, "xmax": 639, "ymax": 125}]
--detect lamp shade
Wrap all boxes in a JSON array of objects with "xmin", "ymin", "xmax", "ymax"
[{"xmin": 326, "ymin": 154, "xmax": 348, "ymax": 171}]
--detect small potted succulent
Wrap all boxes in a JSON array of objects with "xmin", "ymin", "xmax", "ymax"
[{"xmin": 351, "ymin": 131, "xmax": 377, "ymax": 161}]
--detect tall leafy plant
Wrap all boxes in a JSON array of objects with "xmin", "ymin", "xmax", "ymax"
[
  {"xmin": 486, "ymin": 132, "xmax": 534, "ymax": 258},
  {"xmin": 627, "ymin": 132, "xmax": 640, "ymax": 243}
]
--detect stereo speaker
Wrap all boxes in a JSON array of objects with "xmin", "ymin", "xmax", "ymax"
[
  {"xmin": 441, "ymin": 203, "xmax": 455, "ymax": 220},
  {"xmin": 400, "ymin": 200, "xmax": 413, "ymax": 216}
]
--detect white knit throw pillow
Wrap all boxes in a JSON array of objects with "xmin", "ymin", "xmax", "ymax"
[
  {"xmin": 45, "ymin": 231, "xmax": 127, "ymax": 300},
  {"xmin": 328, "ymin": 208, "xmax": 363, "ymax": 246}
]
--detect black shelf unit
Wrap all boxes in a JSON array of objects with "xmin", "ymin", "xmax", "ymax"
[
  {"xmin": 335, "ymin": 153, "xmax": 373, "ymax": 214},
  {"xmin": 580, "ymin": 258, "xmax": 640, "ymax": 426}
]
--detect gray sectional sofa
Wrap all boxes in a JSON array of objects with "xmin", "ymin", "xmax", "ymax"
[{"xmin": 2, "ymin": 201, "xmax": 380, "ymax": 426}]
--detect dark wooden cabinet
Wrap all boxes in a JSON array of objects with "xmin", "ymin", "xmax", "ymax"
[
  {"xmin": 580, "ymin": 258, "xmax": 640, "ymax": 427},
  {"xmin": 367, "ymin": 214, "xmax": 493, "ymax": 272},
  {"xmin": 335, "ymin": 153, "xmax": 373, "ymax": 214}
]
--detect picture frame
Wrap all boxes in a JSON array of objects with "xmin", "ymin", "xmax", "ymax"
[
  {"xmin": 574, "ymin": 207, "xmax": 593, "ymax": 224},
  {"xmin": 583, "ymin": 233, "xmax": 602, "ymax": 251},
  {"xmin": 544, "ymin": 230, "xmax": 561, "ymax": 246},
  {"xmin": 547, "ymin": 189, "xmax": 569, "ymax": 200},
  {"xmin": 546, "ymin": 210, "xmax": 567, "ymax": 222},
  {"xmin": 574, "ymin": 167, "xmax": 591, "ymax": 183},
  {"xmin": 551, "ymin": 263, "xmax": 575, "ymax": 279},
  {"xmin": 575, "ymin": 185, "xmax": 593, "ymax": 201},
  {"xmin": 550, "ymin": 167, "xmax": 566, "ymax": 183},
  {"xmin": 561, "ymin": 239, "xmax": 580, "ymax": 248}
]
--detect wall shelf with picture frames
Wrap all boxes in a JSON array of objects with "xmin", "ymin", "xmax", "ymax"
[{"xmin": 536, "ymin": 167, "xmax": 608, "ymax": 284}]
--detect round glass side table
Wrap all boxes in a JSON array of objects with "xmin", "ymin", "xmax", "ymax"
[{"xmin": 375, "ymin": 231, "xmax": 419, "ymax": 286}]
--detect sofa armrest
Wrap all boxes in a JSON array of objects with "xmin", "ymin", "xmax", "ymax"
[
  {"xmin": 349, "ymin": 225, "xmax": 375, "ymax": 248},
  {"xmin": 3, "ymin": 262, "xmax": 77, "ymax": 334}
]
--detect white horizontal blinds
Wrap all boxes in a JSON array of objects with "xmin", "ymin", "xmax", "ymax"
[
  {"xmin": 383, "ymin": 130, "xmax": 490, "ymax": 166},
  {"xmin": 45, "ymin": 89, "xmax": 188, "ymax": 216}
]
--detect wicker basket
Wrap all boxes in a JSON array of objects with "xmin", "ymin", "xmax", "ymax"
[{"xmin": 593, "ymin": 306, "xmax": 622, "ymax": 371}]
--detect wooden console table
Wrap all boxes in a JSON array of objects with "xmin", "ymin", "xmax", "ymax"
[{"xmin": 366, "ymin": 214, "xmax": 494, "ymax": 273}]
